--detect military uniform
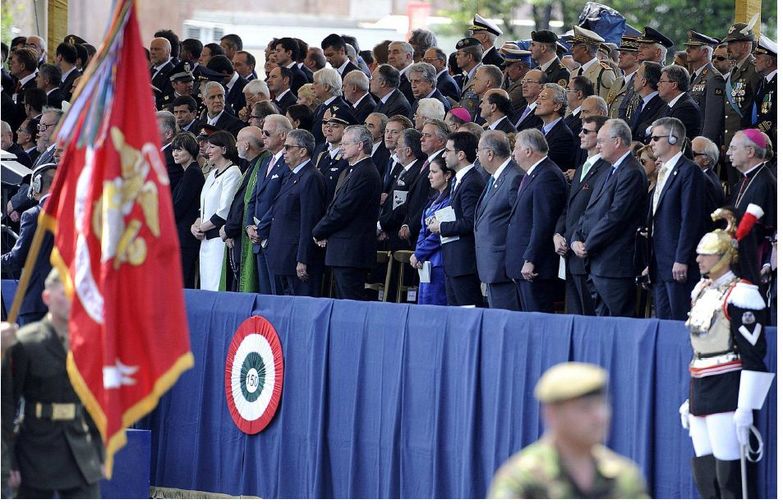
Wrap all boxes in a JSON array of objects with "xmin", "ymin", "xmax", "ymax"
[
  {"xmin": 1, "ymin": 318, "xmax": 103, "ymax": 498},
  {"xmin": 567, "ymin": 27, "xmax": 617, "ymax": 102},
  {"xmin": 684, "ymin": 31, "xmax": 721, "ymax": 126},
  {"xmin": 750, "ymin": 35, "xmax": 777, "ymax": 147},
  {"xmin": 607, "ymin": 36, "xmax": 641, "ymax": 121},
  {"xmin": 488, "ymin": 362, "xmax": 648, "ymax": 499},
  {"xmin": 499, "ymin": 42, "xmax": 532, "ymax": 112},
  {"xmin": 488, "ymin": 437, "xmax": 649, "ymax": 499},
  {"xmin": 540, "ymin": 58, "xmax": 571, "ymax": 87},
  {"xmin": 682, "ymin": 208, "xmax": 773, "ymax": 499}
]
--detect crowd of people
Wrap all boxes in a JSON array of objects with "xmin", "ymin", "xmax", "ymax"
[{"xmin": 1, "ymin": 14, "xmax": 777, "ymax": 322}]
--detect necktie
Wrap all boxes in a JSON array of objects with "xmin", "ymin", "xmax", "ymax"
[
  {"xmin": 689, "ymin": 71, "xmax": 698, "ymax": 86},
  {"xmin": 577, "ymin": 67, "xmax": 584, "ymax": 76},
  {"xmin": 630, "ymin": 100, "xmax": 644, "ymax": 128},
  {"xmin": 420, "ymin": 159, "xmax": 431, "ymax": 174},
  {"xmin": 517, "ymin": 174, "xmax": 530, "ymax": 194},
  {"xmin": 652, "ymin": 165, "xmax": 669, "ymax": 212},
  {"xmin": 579, "ymin": 159, "xmax": 594, "ymax": 182},
  {"xmin": 481, "ymin": 175, "xmax": 496, "ymax": 202}
]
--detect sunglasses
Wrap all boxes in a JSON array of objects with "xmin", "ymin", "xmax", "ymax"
[
  {"xmin": 580, "ymin": 128, "xmax": 597, "ymax": 135},
  {"xmin": 713, "ymin": 56, "xmax": 727, "ymax": 61}
]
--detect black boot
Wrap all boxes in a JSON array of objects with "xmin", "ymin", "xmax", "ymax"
[
  {"xmin": 691, "ymin": 455, "xmax": 720, "ymax": 498},
  {"xmin": 715, "ymin": 458, "xmax": 743, "ymax": 498}
]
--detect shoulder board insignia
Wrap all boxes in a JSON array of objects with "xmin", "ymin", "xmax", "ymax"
[
  {"xmin": 715, "ymin": 88, "xmax": 724, "ymax": 95},
  {"xmin": 599, "ymin": 61, "xmax": 613, "ymax": 70},
  {"xmin": 727, "ymin": 281, "xmax": 766, "ymax": 310}
]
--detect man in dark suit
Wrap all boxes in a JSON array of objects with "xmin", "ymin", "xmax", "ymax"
[
  {"xmin": 268, "ymin": 66, "xmax": 297, "ymax": 115},
  {"xmin": 424, "ymin": 47, "xmax": 461, "ymax": 103},
  {"xmin": 36, "ymin": 64, "xmax": 65, "ymax": 109},
  {"xmin": 273, "ymin": 38, "xmax": 308, "ymax": 93},
  {"xmin": 535, "ymin": 83, "xmax": 576, "ymax": 175},
  {"xmin": 199, "ymin": 81, "xmax": 245, "ymax": 137},
  {"xmin": 506, "ymin": 129, "xmax": 567, "ymax": 312},
  {"xmin": 470, "ymin": 14, "xmax": 505, "ymax": 69},
  {"xmin": 206, "ymin": 55, "xmax": 248, "ymax": 117},
  {"xmin": 387, "ymin": 41, "xmax": 416, "ymax": 104},
  {"xmin": 530, "ymin": 29, "xmax": 571, "ymax": 86},
  {"xmin": 1, "ymin": 120, "xmax": 32, "ymax": 167},
  {"xmin": 400, "ymin": 120, "xmax": 447, "ymax": 247},
  {"xmin": 629, "ymin": 61, "xmax": 666, "ymax": 142},
  {"xmin": 647, "ymin": 117, "xmax": 705, "ymax": 320},
  {"xmin": 260, "ymin": 129, "xmax": 326, "ymax": 297},
  {"xmin": 653, "ymin": 65, "xmax": 702, "ymax": 141},
  {"xmin": 55, "ymin": 42, "xmax": 81, "ymax": 103},
  {"xmin": 365, "ymin": 112, "xmax": 390, "ymax": 178},
  {"xmin": 156, "ymin": 110, "xmax": 183, "ymax": 194},
  {"xmin": 474, "ymin": 130, "xmax": 524, "ymax": 310},
  {"xmin": 313, "ymin": 125, "xmax": 382, "ymax": 300},
  {"xmin": 2, "ymin": 270, "xmax": 103, "ymax": 498},
  {"xmin": 150, "ymin": 37, "xmax": 175, "ymax": 107},
  {"xmin": 727, "ymin": 129, "xmax": 777, "ymax": 287},
  {"xmin": 371, "ymin": 64, "xmax": 412, "ymax": 119},
  {"xmin": 571, "ymin": 119, "xmax": 647, "ymax": 317},
  {"xmin": 479, "ymin": 89, "xmax": 516, "ymax": 133},
  {"xmin": 422, "ymin": 131, "xmax": 486, "ymax": 307},
  {"xmin": 313, "ymin": 105, "xmax": 354, "ymax": 201},
  {"xmin": 246, "ymin": 115, "xmax": 292, "ymax": 294},
  {"xmin": 564, "ymin": 75, "xmax": 594, "ymax": 136},
  {"xmin": 310, "ymin": 67, "xmax": 347, "ymax": 145},
  {"xmin": 321, "ymin": 34, "xmax": 359, "ymax": 79},
  {"xmin": 1, "ymin": 164, "xmax": 55, "ymax": 326},
  {"xmin": 691, "ymin": 136, "xmax": 726, "ymax": 215},
  {"xmin": 555, "ymin": 115, "xmax": 611, "ymax": 315},
  {"xmin": 408, "ymin": 62, "xmax": 452, "ymax": 113},
  {"xmin": 512, "ymin": 69, "xmax": 545, "ymax": 131},
  {"xmin": 6, "ymin": 48, "xmax": 38, "ymax": 124},
  {"xmin": 378, "ymin": 128, "xmax": 424, "ymax": 251},
  {"xmin": 343, "ymin": 70, "xmax": 376, "ymax": 124}
]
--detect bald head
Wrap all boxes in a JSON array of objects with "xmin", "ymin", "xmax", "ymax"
[
  {"xmin": 150, "ymin": 37, "xmax": 172, "ymax": 66},
  {"xmin": 581, "ymin": 95, "xmax": 608, "ymax": 117},
  {"xmin": 26, "ymin": 35, "xmax": 46, "ymax": 59}
]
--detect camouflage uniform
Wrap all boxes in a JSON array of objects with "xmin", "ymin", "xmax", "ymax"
[{"xmin": 488, "ymin": 436, "xmax": 649, "ymax": 499}]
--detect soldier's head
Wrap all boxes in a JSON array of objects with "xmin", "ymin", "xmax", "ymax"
[
  {"xmin": 535, "ymin": 362, "xmax": 610, "ymax": 450},
  {"xmin": 753, "ymin": 35, "xmax": 777, "ymax": 76},
  {"xmin": 43, "ymin": 268, "xmax": 71, "ymax": 324},
  {"xmin": 696, "ymin": 208, "xmax": 741, "ymax": 278}
]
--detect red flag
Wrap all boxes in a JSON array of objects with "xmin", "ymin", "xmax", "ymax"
[{"xmin": 40, "ymin": 0, "xmax": 193, "ymax": 476}]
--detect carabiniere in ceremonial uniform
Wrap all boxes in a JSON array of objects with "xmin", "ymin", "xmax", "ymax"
[{"xmin": 682, "ymin": 207, "xmax": 774, "ymax": 499}]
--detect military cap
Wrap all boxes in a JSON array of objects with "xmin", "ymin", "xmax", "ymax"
[
  {"xmin": 469, "ymin": 14, "xmax": 503, "ymax": 37},
  {"xmin": 726, "ymin": 15, "xmax": 758, "ymax": 43},
  {"xmin": 499, "ymin": 42, "xmax": 532, "ymax": 67},
  {"xmin": 556, "ymin": 39, "xmax": 572, "ymax": 56},
  {"xmin": 455, "ymin": 37, "xmax": 482, "ymax": 50},
  {"xmin": 196, "ymin": 123, "xmax": 219, "ymax": 140},
  {"xmin": 531, "ymin": 30, "xmax": 559, "ymax": 45},
  {"xmin": 754, "ymin": 34, "xmax": 777, "ymax": 56},
  {"xmin": 534, "ymin": 362, "xmax": 608, "ymax": 404},
  {"xmin": 64, "ymin": 34, "xmax": 86, "ymax": 45},
  {"xmin": 684, "ymin": 30, "xmax": 720, "ymax": 48},
  {"xmin": 325, "ymin": 104, "xmax": 357, "ymax": 126},
  {"xmin": 170, "ymin": 61, "xmax": 194, "ymax": 82},
  {"xmin": 638, "ymin": 26, "xmax": 674, "ymax": 48},
  {"xmin": 197, "ymin": 65, "xmax": 225, "ymax": 82},
  {"xmin": 569, "ymin": 26, "xmax": 605, "ymax": 46},
  {"xmin": 599, "ymin": 42, "xmax": 617, "ymax": 58},
  {"xmin": 620, "ymin": 35, "xmax": 640, "ymax": 53}
]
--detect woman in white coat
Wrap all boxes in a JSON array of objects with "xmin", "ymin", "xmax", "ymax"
[{"xmin": 191, "ymin": 131, "xmax": 242, "ymax": 290}]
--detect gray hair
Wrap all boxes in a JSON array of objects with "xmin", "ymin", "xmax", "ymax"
[
  {"xmin": 653, "ymin": 43, "xmax": 667, "ymax": 64},
  {"xmin": 694, "ymin": 136, "xmax": 719, "ymax": 167},
  {"xmin": 287, "ymin": 128, "xmax": 316, "ymax": 156},
  {"xmin": 478, "ymin": 65, "xmax": 504, "ymax": 87},
  {"xmin": 409, "ymin": 62, "xmax": 437, "ymax": 85},
  {"xmin": 460, "ymin": 44, "xmax": 483, "ymax": 63},
  {"xmin": 662, "ymin": 64, "xmax": 690, "ymax": 92},
  {"xmin": 480, "ymin": 130, "xmax": 511, "ymax": 158},
  {"xmin": 416, "ymin": 98, "xmax": 445, "ymax": 122},
  {"xmin": 582, "ymin": 95, "xmax": 608, "ymax": 116},
  {"xmin": 423, "ymin": 119, "xmax": 450, "ymax": 141},
  {"xmin": 156, "ymin": 110, "xmax": 177, "ymax": 136},
  {"xmin": 515, "ymin": 129, "xmax": 549, "ymax": 155},
  {"xmin": 344, "ymin": 125, "xmax": 374, "ymax": 154},
  {"xmin": 1, "ymin": 121, "xmax": 10, "ymax": 135},
  {"xmin": 204, "ymin": 81, "xmax": 224, "ymax": 95},
  {"xmin": 313, "ymin": 67, "xmax": 342, "ymax": 97},
  {"xmin": 734, "ymin": 130, "xmax": 767, "ymax": 160},
  {"xmin": 344, "ymin": 69, "xmax": 370, "ymax": 92},
  {"xmin": 243, "ymin": 79, "xmax": 270, "ymax": 99},
  {"xmin": 543, "ymin": 83, "xmax": 568, "ymax": 115},
  {"xmin": 366, "ymin": 112, "xmax": 388, "ymax": 132},
  {"xmin": 388, "ymin": 40, "xmax": 414, "ymax": 58},
  {"xmin": 650, "ymin": 116, "xmax": 686, "ymax": 147},
  {"xmin": 265, "ymin": 113, "xmax": 293, "ymax": 133},
  {"xmin": 604, "ymin": 118, "xmax": 632, "ymax": 147}
]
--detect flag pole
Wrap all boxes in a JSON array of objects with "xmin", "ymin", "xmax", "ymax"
[{"xmin": 6, "ymin": 214, "xmax": 51, "ymax": 324}]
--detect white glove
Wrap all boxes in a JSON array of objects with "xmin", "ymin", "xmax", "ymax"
[
  {"xmin": 679, "ymin": 400, "xmax": 690, "ymax": 430},
  {"xmin": 733, "ymin": 408, "xmax": 753, "ymax": 446}
]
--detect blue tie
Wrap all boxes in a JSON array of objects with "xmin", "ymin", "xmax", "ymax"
[{"xmin": 481, "ymin": 175, "xmax": 496, "ymax": 202}]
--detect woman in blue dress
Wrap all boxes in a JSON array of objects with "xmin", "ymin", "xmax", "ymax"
[{"xmin": 410, "ymin": 156, "xmax": 454, "ymax": 305}]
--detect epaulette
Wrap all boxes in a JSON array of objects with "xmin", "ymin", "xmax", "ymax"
[
  {"xmin": 726, "ymin": 280, "xmax": 766, "ymax": 310},
  {"xmin": 598, "ymin": 60, "xmax": 613, "ymax": 71}
]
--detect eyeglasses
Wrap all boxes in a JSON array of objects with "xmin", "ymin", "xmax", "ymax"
[
  {"xmin": 38, "ymin": 122, "xmax": 56, "ymax": 131},
  {"xmin": 692, "ymin": 152, "xmax": 707, "ymax": 157},
  {"xmin": 580, "ymin": 128, "xmax": 597, "ymax": 134},
  {"xmin": 283, "ymin": 144, "xmax": 303, "ymax": 150},
  {"xmin": 713, "ymin": 56, "xmax": 727, "ymax": 61}
]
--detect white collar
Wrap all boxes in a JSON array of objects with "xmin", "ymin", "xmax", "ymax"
[
  {"xmin": 662, "ymin": 151, "xmax": 683, "ymax": 171},
  {"xmin": 207, "ymin": 110, "xmax": 224, "ymax": 124},
  {"xmin": 571, "ymin": 105, "xmax": 582, "ymax": 117},
  {"xmin": 580, "ymin": 58, "xmax": 599, "ymax": 72},
  {"xmin": 611, "ymin": 150, "xmax": 632, "ymax": 169},
  {"xmin": 427, "ymin": 148, "xmax": 445, "ymax": 162},
  {"xmin": 401, "ymin": 158, "xmax": 418, "ymax": 172},
  {"xmin": 380, "ymin": 89, "xmax": 395, "ymax": 103},
  {"xmin": 623, "ymin": 69, "xmax": 637, "ymax": 85},
  {"xmin": 160, "ymin": 142, "xmax": 172, "ymax": 151},
  {"xmin": 335, "ymin": 59, "xmax": 350, "ymax": 75},
  {"xmin": 323, "ymin": 95, "xmax": 337, "ymax": 106},
  {"xmin": 353, "ymin": 92, "xmax": 370, "ymax": 106},
  {"xmin": 489, "ymin": 115, "xmax": 508, "ymax": 129},
  {"xmin": 18, "ymin": 71, "xmax": 37, "ymax": 87},
  {"xmin": 226, "ymin": 72, "xmax": 240, "ymax": 91},
  {"xmin": 454, "ymin": 162, "xmax": 474, "ymax": 184},
  {"xmin": 328, "ymin": 144, "xmax": 341, "ymax": 157},
  {"xmin": 525, "ymin": 156, "xmax": 547, "ymax": 176},
  {"xmin": 291, "ymin": 159, "xmax": 308, "ymax": 174},
  {"xmin": 60, "ymin": 66, "xmax": 76, "ymax": 82},
  {"xmin": 538, "ymin": 55, "xmax": 557, "ymax": 71},
  {"xmin": 152, "ymin": 58, "xmax": 171, "ymax": 72},
  {"xmin": 713, "ymin": 270, "xmax": 737, "ymax": 288},
  {"xmin": 436, "ymin": 68, "xmax": 448, "ymax": 79},
  {"xmin": 693, "ymin": 63, "xmax": 709, "ymax": 78},
  {"xmin": 641, "ymin": 91, "xmax": 659, "ymax": 106},
  {"xmin": 371, "ymin": 140, "xmax": 382, "ymax": 155},
  {"xmin": 399, "ymin": 63, "xmax": 414, "ymax": 77},
  {"xmin": 766, "ymin": 69, "xmax": 777, "ymax": 82},
  {"xmin": 275, "ymin": 88, "xmax": 291, "ymax": 101},
  {"xmin": 667, "ymin": 92, "xmax": 686, "ymax": 108},
  {"xmin": 492, "ymin": 157, "xmax": 512, "ymax": 179}
]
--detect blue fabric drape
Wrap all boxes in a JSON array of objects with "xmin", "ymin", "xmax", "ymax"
[{"xmin": 2, "ymin": 281, "xmax": 774, "ymax": 498}]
